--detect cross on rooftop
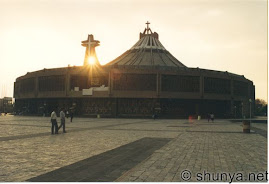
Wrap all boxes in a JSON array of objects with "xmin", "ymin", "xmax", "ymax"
[{"xmin": 146, "ymin": 21, "xmax": 150, "ymax": 34}]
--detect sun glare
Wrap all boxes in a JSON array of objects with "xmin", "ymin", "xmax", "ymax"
[{"xmin": 88, "ymin": 56, "xmax": 95, "ymax": 65}]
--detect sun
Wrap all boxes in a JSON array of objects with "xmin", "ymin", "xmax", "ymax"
[{"xmin": 88, "ymin": 56, "xmax": 95, "ymax": 65}]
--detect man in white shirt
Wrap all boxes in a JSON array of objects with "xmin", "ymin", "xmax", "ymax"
[
  {"xmin": 50, "ymin": 109, "xmax": 58, "ymax": 134},
  {"xmin": 58, "ymin": 108, "xmax": 66, "ymax": 133}
]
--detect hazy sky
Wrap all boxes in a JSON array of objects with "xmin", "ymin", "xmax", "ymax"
[{"xmin": 0, "ymin": 0, "xmax": 267, "ymax": 101}]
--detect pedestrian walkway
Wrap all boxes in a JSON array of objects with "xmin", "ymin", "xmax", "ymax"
[
  {"xmin": 0, "ymin": 116, "xmax": 267, "ymax": 182},
  {"xmin": 28, "ymin": 138, "xmax": 171, "ymax": 182}
]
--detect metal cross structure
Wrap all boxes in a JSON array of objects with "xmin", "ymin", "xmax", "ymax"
[
  {"xmin": 146, "ymin": 21, "xmax": 150, "ymax": 34},
  {"xmin": 81, "ymin": 34, "xmax": 100, "ymax": 66}
]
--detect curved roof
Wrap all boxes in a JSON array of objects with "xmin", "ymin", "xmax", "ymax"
[{"xmin": 106, "ymin": 23, "xmax": 186, "ymax": 68}]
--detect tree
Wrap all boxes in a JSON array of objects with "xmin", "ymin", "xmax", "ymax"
[{"xmin": 255, "ymin": 99, "xmax": 267, "ymax": 116}]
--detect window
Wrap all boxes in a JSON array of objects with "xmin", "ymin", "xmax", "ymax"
[
  {"xmin": 20, "ymin": 78, "xmax": 35, "ymax": 93},
  {"xmin": 114, "ymin": 73, "xmax": 156, "ymax": 91},
  {"xmin": 70, "ymin": 75, "xmax": 88, "ymax": 90},
  {"xmin": 204, "ymin": 77, "xmax": 231, "ymax": 94},
  {"xmin": 233, "ymin": 80, "xmax": 248, "ymax": 96},
  {"xmin": 39, "ymin": 75, "xmax": 65, "ymax": 92},
  {"xmin": 162, "ymin": 75, "xmax": 200, "ymax": 92}
]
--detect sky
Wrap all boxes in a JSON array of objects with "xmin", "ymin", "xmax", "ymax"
[{"xmin": 0, "ymin": 0, "xmax": 267, "ymax": 101}]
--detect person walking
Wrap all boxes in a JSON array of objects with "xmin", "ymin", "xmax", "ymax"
[
  {"xmin": 70, "ymin": 110, "xmax": 74, "ymax": 122},
  {"xmin": 210, "ymin": 113, "xmax": 214, "ymax": 122},
  {"xmin": 50, "ymin": 109, "xmax": 58, "ymax": 134},
  {"xmin": 58, "ymin": 108, "xmax": 66, "ymax": 133}
]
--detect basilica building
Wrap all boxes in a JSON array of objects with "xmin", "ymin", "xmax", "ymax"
[{"xmin": 14, "ymin": 23, "xmax": 255, "ymax": 118}]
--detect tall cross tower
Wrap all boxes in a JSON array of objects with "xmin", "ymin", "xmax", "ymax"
[{"xmin": 81, "ymin": 34, "xmax": 100, "ymax": 66}]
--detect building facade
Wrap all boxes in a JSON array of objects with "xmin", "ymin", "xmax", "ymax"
[
  {"xmin": 14, "ymin": 24, "xmax": 255, "ymax": 118},
  {"xmin": 0, "ymin": 97, "xmax": 13, "ymax": 113}
]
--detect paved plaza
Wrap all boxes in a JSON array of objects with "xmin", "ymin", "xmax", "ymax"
[{"xmin": 0, "ymin": 115, "xmax": 267, "ymax": 182}]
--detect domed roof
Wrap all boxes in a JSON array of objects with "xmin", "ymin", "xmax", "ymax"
[{"xmin": 106, "ymin": 22, "xmax": 186, "ymax": 68}]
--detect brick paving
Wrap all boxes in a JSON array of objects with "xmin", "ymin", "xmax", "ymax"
[
  {"xmin": 0, "ymin": 116, "xmax": 267, "ymax": 182},
  {"xmin": 28, "ymin": 137, "xmax": 171, "ymax": 182}
]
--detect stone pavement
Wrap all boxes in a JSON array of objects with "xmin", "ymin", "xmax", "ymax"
[{"xmin": 0, "ymin": 116, "xmax": 267, "ymax": 182}]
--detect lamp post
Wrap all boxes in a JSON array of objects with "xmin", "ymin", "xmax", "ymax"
[
  {"xmin": 43, "ymin": 102, "xmax": 46, "ymax": 117},
  {"xmin": 249, "ymin": 99, "xmax": 252, "ymax": 122},
  {"xmin": 241, "ymin": 102, "xmax": 244, "ymax": 119},
  {"xmin": 234, "ymin": 106, "xmax": 237, "ymax": 118}
]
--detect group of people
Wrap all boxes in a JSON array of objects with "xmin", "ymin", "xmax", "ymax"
[{"xmin": 50, "ymin": 108, "xmax": 74, "ymax": 134}]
